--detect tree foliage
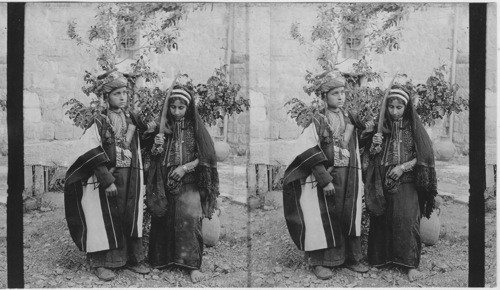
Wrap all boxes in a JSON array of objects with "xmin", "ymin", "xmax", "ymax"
[
  {"xmin": 286, "ymin": 3, "xmax": 468, "ymax": 129},
  {"xmin": 286, "ymin": 66, "xmax": 469, "ymax": 129},
  {"xmin": 291, "ymin": 3, "xmax": 423, "ymax": 71},
  {"xmin": 67, "ymin": 3, "xmax": 186, "ymax": 72},
  {"xmin": 194, "ymin": 66, "xmax": 249, "ymax": 126},
  {"xmin": 64, "ymin": 3, "xmax": 248, "ymax": 130}
]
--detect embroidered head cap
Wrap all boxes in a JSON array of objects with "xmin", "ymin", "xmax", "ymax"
[
  {"xmin": 388, "ymin": 86, "xmax": 410, "ymax": 105},
  {"xmin": 318, "ymin": 77, "xmax": 345, "ymax": 93},
  {"xmin": 97, "ymin": 70, "xmax": 128, "ymax": 94},
  {"xmin": 171, "ymin": 88, "xmax": 192, "ymax": 105}
]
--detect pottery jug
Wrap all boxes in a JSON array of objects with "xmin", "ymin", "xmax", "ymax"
[
  {"xmin": 202, "ymin": 208, "xmax": 221, "ymax": 247},
  {"xmin": 214, "ymin": 141, "xmax": 231, "ymax": 162},
  {"xmin": 420, "ymin": 208, "xmax": 441, "ymax": 246}
]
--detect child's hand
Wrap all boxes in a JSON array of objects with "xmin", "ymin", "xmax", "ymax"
[
  {"xmin": 169, "ymin": 166, "xmax": 186, "ymax": 182},
  {"xmin": 154, "ymin": 134, "xmax": 165, "ymax": 146},
  {"xmin": 146, "ymin": 121, "xmax": 157, "ymax": 133},
  {"xmin": 372, "ymin": 133, "xmax": 383, "ymax": 145},
  {"xmin": 323, "ymin": 182, "xmax": 335, "ymax": 196},
  {"xmin": 105, "ymin": 183, "xmax": 118, "ymax": 197},
  {"xmin": 364, "ymin": 120, "xmax": 375, "ymax": 132},
  {"xmin": 388, "ymin": 166, "xmax": 404, "ymax": 180}
]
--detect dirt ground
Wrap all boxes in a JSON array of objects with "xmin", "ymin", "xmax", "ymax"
[
  {"xmin": 248, "ymin": 195, "xmax": 496, "ymax": 288},
  {"xmin": 0, "ymin": 155, "xmax": 496, "ymax": 288}
]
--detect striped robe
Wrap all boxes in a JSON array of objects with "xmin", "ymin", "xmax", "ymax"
[
  {"xmin": 283, "ymin": 113, "xmax": 363, "ymax": 252},
  {"xmin": 64, "ymin": 115, "xmax": 145, "ymax": 253}
]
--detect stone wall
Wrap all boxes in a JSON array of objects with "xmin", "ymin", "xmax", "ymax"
[
  {"xmin": 0, "ymin": 3, "xmax": 249, "ymax": 166},
  {"xmin": 24, "ymin": 3, "xmax": 97, "ymax": 143},
  {"xmin": 249, "ymin": 3, "xmax": 319, "ymax": 166},
  {"xmin": 141, "ymin": 3, "xmax": 250, "ymax": 154},
  {"xmin": 247, "ymin": 3, "xmax": 471, "ymax": 167}
]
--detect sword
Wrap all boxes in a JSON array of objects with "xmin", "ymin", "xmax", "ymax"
[
  {"xmin": 152, "ymin": 73, "xmax": 180, "ymax": 155},
  {"xmin": 374, "ymin": 72, "xmax": 399, "ymax": 153}
]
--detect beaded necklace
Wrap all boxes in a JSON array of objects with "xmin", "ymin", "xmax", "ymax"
[{"xmin": 108, "ymin": 109, "xmax": 127, "ymax": 144}]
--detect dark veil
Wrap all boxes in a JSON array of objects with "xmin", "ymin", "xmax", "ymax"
[
  {"xmin": 379, "ymin": 87, "xmax": 438, "ymax": 218},
  {"xmin": 162, "ymin": 85, "xmax": 220, "ymax": 218}
]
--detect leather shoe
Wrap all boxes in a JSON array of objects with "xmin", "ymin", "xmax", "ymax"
[
  {"xmin": 94, "ymin": 267, "xmax": 115, "ymax": 281},
  {"xmin": 126, "ymin": 263, "xmax": 150, "ymax": 274},
  {"xmin": 345, "ymin": 261, "xmax": 369, "ymax": 273},
  {"xmin": 313, "ymin": 265, "xmax": 333, "ymax": 280}
]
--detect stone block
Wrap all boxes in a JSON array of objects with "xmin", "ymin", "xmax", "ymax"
[
  {"xmin": 231, "ymin": 53, "xmax": 249, "ymax": 65},
  {"xmin": 485, "ymin": 143, "xmax": 496, "ymax": 165},
  {"xmin": 0, "ymin": 75, "xmax": 6, "ymax": 90},
  {"xmin": 73, "ymin": 126, "xmax": 84, "ymax": 139},
  {"xmin": 485, "ymin": 107, "xmax": 496, "ymax": 137},
  {"xmin": 486, "ymin": 164, "xmax": 495, "ymax": 188},
  {"xmin": 250, "ymin": 107, "xmax": 267, "ymax": 122},
  {"xmin": 24, "ymin": 166, "xmax": 33, "ymax": 194},
  {"xmin": 249, "ymin": 142, "xmax": 271, "ymax": 164},
  {"xmin": 250, "ymin": 121, "xmax": 270, "ymax": 139},
  {"xmin": 247, "ymin": 164, "xmax": 257, "ymax": 195},
  {"xmin": 268, "ymin": 123, "xmax": 280, "ymax": 139},
  {"xmin": 456, "ymin": 53, "xmax": 468, "ymax": 64},
  {"xmin": 251, "ymin": 68, "xmax": 271, "ymax": 91},
  {"xmin": 24, "ymin": 107, "xmax": 42, "ymax": 123},
  {"xmin": 31, "ymin": 72, "xmax": 56, "ymax": 90},
  {"xmin": 33, "ymin": 165, "xmax": 45, "ymax": 196},
  {"xmin": 236, "ymin": 112, "xmax": 250, "ymax": 124},
  {"xmin": 40, "ymin": 123, "xmax": 55, "ymax": 140},
  {"xmin": 249, "ymin": 90, "xmax": 267, "ymax": 107},
  {"xmin": 42, "ymin": 106, "xmax": 63, "ymax": 123},
  {"xmin": 454, "ymin": 65, "xmax": 469, "ymax": 88},
  {"xmin": 24, "ymin": 90, "xmax": 41, "ymax": 109},
  {"xmin": 39, "ymin": 91, "xmax": 61, "ymax": 108},
  {"xmin": 269, "ymin": 139, "xmax": 299, "ymax": 165},
  {"xmin": 256, "ymin": 164, "xmax": 269, "ymax": 194},
  {"xmin": 485, "ymin": 90, "xmax": 497, "ymax": 108},
  {"xmin": 24, "ymin": 123, "xmax": 43, "ymax": 141},
  {"xmin": 235, "ymin": 123, "xmax": 247, "ymax": 134},
  {"xmin": 237, "ymin": 133, "xmax": 249, "ymax": 145},
  {"xmin": 278, "ymin": 122, "xmax": 301, "ymax": 140},
  {"xmin": 54, "ymin": 124, "xmax": 74, "ymax": 140},
  {"xmin": 227, "ymin": 132, "xmax": 236, "ymax": 144}
]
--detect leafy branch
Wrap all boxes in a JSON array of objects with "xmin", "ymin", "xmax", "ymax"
[{"xmin": 286, "ymin": 66, "xmax": 468, "ymax": 129}]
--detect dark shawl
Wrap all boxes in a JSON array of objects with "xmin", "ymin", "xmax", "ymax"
[
  {"xmin": 282, "ymin": 144, "xmax": 338, "ymax": 251},
  {"xmin": 364, "ymin": 97, "xmax": 438, "ymax": 218},
  {"xmin": 146, "ymin": 92, "xmax": 220, "ymax": 219},
  {"xmin": 64, "ymin": 113, "xmax": 145, "ymax": 252}
]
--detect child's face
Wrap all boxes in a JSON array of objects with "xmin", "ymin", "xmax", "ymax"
[
  {"xmin": 169, "ymin": 99, "xmax": 187, "ymax": 120},
  {"xmin": 387, "ymin": 99, "xmax": 406, "ymax": 120},
  {"xmin": 325, "ymin": 87, "xmax": 345, "ymax": 109},
  {"xmin": 107, "ymin": 87, "xmax": 128, "ymax": 110}
]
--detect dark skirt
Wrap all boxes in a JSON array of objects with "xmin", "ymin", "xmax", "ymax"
[
  {"xmin": 367, "ymin": 182, "xmax": 421, "ymax": 268},
  {"xmin": 87, "ymin": 168, "xmax": 144, "ymax": 268},
  {"xmin": 148, "ymin": 183, "xmax": 203, "ymax": 270}
]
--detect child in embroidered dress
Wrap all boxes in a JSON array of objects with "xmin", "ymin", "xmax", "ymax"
[{"xmin": 364, "ymin": 85, "xmax": 438, "ymax": 282}]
